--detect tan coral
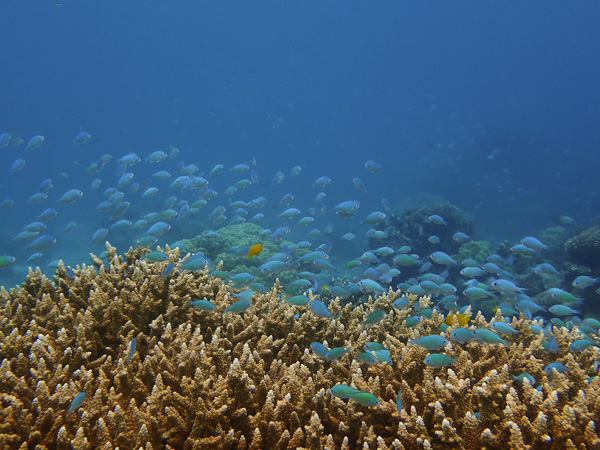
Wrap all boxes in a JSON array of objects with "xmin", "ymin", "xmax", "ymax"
[{"xmin": 0, "ymin": 243, "xmax": 599, "ymax": 448}]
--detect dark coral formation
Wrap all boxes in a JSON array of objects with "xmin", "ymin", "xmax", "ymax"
[
  {"xmin": 1, "ymin": 243, "xmax": 600, "ymax": 448},
  {"xmin": 565, "ymin": 225, "xmax": 600, "ymax": 270},
  {"xmin": 384, "ymin": 203, "xmax": 476, "ymax": 259}
]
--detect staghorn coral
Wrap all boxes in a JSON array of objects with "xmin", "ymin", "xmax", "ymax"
[{"xmin": 0, "ymin": 243, "xmax": 600, "ymax": 449}]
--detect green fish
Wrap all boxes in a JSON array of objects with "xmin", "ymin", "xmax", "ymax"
[
  {"xmin": 350, "ymin": 391, "xmax": 381, "ymax": 407},
  {"xmin": 512, "ymin": 372, "xmax": 536, "ymax": 385},
  {"xmin": 329, "ymin": 384, "xmax": 360, "ymax": 399},
  {"xmin": 327, "ymin": 347, "xmax": 350, "ymax": 361},
  {"xmin": 361, "ymin": 309, "xmax": 386, "ymax": 330},
  {"xmin": 0, "ymin": 255, "xmax": 16, "ymax": 269},
  {"xmin": 211, "ymin": 270, "xmax": 229, "ymax": 278},
  {"xmin": 143, "ymin": 251, "xmax": 169, "ymax": 262},
  {"xmin": 189, "ymin": 299, "xmax": 216, "ymax": 311},
  {"xmin": 474, "ymin": 328, "xmax": 508, "ymax": 345},
  {"xmin": 356, "ymin": 352, "xmax": 378, "ymax": 365},
  {"xmin": 409, "ymin": 335, "xmax": 449, "ymax": 351},
  {"xmin": 286, "ymin": 295, "xmax": 309, "ymax": 306},
  {"xmin": 345, "ymin": 259, "xmax": 362, "ymax": 269},
  {"xmin": 224, "ymin": 300, "xmax": 251, "ymax": 314},
  {"xmin": 363, "ymin": 342, "xmax": 385, "ymax": 352},
  {"xmin": 423, "ymin": 353, "xmax": 456, "ymax": 368},
  {"xmin": 404, "ymin": 315, "xmax": 424, "ymax": 327}
]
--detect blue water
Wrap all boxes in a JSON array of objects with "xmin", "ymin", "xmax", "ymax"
[{"xmin": 1, "ymin": 2, "xmax": 599, "ymax": 291}]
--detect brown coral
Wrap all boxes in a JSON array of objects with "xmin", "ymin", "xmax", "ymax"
[
  {"xmin": 0, "ymin": 243, "xmax": 599, "ymax": 449},
  {"xmin": 565, "ymin": 225, "xmax": 600, "ymax": 269}
]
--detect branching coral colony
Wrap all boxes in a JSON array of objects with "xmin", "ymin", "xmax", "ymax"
[{"xmin": 0, "ymin": 243, "xmax": 599, "ymax": 449}]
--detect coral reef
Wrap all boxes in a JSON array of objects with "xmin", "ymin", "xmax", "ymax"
[
  {"xmin": 456, "ymin": 240, "xmax": 494, "ymax": 265},
  {"xmin": 181, "ymin": 222, "xmax": 298, "ymax": 287},
  {"xmin": 1, "ymin": 243, "xmax": 599, "ymax": 448},
  {"xmin": 384, "ymin": 203, "xmax": 476, "ymax": 260},
  {"xmin": 565, "ymin": 226, "xmax": 600, "ymax": 270}
]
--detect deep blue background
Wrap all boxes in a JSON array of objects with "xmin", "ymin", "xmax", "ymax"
[{"xmin": 1, "ymin": 1, "xmax": 599, "ymax": 286}]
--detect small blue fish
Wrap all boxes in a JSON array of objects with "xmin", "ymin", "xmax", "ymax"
[
  {"xmin": 569, "ymin": 339, "xmax": 597, "ymax": 352},
  {"xmin": 427, "ymin": 214, "xmax": 447, "ymax": 225},
  {"xmin": 118, "ymin": 152, "xmax": 141, "ymax": 165},
  {"xmin": 312, "ymin": 176, "xmax": 331, "ymax": 187},
  {"xmin": 259, "ymin": 260, "xmax": 289, "ymax": 274},
  {"xmin": 356, "ymin": 352, "xmax": 378, "ymax": 365},
  {"xmin": 66, "ymin": 392, "xmax": 86, "ymax": 413},
  {"xmin": 38, "ymin": 208, "xmax": 58, "ymax": 221},
  {"xmin": 146, "ymin": 222, "xmax": 171, "ymax": 237},
  {"xmin": 64, "ymin": 266, "xmax": 75, "ymax": 279},
  {"xmin": 572, "ymin": 276, "xmax": 600, "ymax": 289},
  {"xmin": 145, "ymin": 150, "xmax": 167, "ymax": 162},
  {"xmin": 28, "ymin": 235, "xmax": 57, "ymax": 250},
  {"xmin": 144, "ymin": 251, "xmax": 169, "ymax": 262},
  {"xmin": 358, "ymin": 279, "xmax": 385, "ymax": 294},
  {"xmin": 311, "ymin": 342, "xmax": 330, "ymax": 359},
  {"xmin": 490, "ymin": 321, "xmax": 520, "ymax": 335},
  {"xmin": 473, "ymin": 328, "xmax": 508, "ymax": 345},
  {"xmin": 392, "ymin": 297, "xmax": 409, "ymax": 309},
  {"xmin": 224, "ymin": 300, "xmax": 251, "ymax": 313},
  {"xmin": 334, "ymin": 200, "xmax": 360, "ymax": 217},
  {"xmin": 126, "ymin": 337, "xmax": 137, "ymax": 362},
  {"xmin": 353, "ymin": 177, "xmax": 367, "ymax": 192},
  {"xmin": 361, "ymin": 309, "xmax": 386, "ymax": 330},
  {"xmin": 327, "ymin": 347, "xmax": 350, "ymax": 361},
  {"xmin": 512, "ymin": 372, "xmax": 536, "ymax": 386},
  {"xmin": 409, "ymin": 335, "xmax": 449, "ymax": 351},
  {"xmin": 423, "ymin": 353, "xmax": 456, "ymax": 368},
  {"xmin": 10, "ymin": 158, "xmax": 26, "ymax": 174},
  {"xmin": 73, "ymin": 131, "xmax": 91, "ymax": 145},
  {"xmin": 404, "ymin": 315, "xmax": 424, "ymax": 327},
  {"xmin": 521, "ymin": 236, "xmax": 548, "ymax": 250},
  {"xmin": 57, "ymin": 189, "xmax": 84, "ymax": 206},
  {"xmin": 584, "ymin": 318, "xmax": 600, "ymax": 330},
  {"xmin": 364, "ymin": 342, "xmax": 385, "ymax": 352},
  {"xmin": 430, "ymin": 251, "xmax": 458, "ymax": 266},
  {"xmin": 210, "ymin": 164, "xmax": 224, "ymax": 176},
  {"xmin": 372, "ymin": 349, "xmax": 392, "ymax": 363},
  {"xmin": 544, "ymin": 362, "xmax": 568, "ymax": 376},
  {"xmin": 309, "ymin": 300, "xmax": 334, "ymax": 318},
  {"xmin": 362, "ymin": 159, "xmax": 382, "ymax": 173},
  {"xmin": 549, "ymin": 305, "xmax": 580, "ymax": 316},
  {"xmin": 161, "ymin": 262, "xmax": 175, "ymax": 278},
  {"xmin": 360, "ymin": 211, "xmax": 386, "ymax": 225},
  {"xmin": 189, "ymin": 299, "xmax": 216, "ymax": 310},
  {"xmin": 449, "ymin": 327, "xmax": 476, "ymax": 344},
  {"xmin": 349, "ymin": 391, "xmax": 381, "ymax": 407},
  {"xmin": 271, "ymin": 226, "xmax": 291, "ymax": 241},
  {"xmin": 228, "ymin": 272, "xmax": 255, "ymax": 285},
  {"xmin": 287, "ymin": 295, "xmax": 309, "ymax": 306},
  {"xmin": 329, "ymin": 384, "xmax": 360, "ymax": 399},
  {"xmin": 25, "ymin": 135, "xmax": 45, "ymax": 151},
  {"xmin": 234, "ymin": 289, "xmax": 254, "ymax": 301},
  {"xmin": 548, "ymin": 336, "xmax": 561, "ymax": 354}
]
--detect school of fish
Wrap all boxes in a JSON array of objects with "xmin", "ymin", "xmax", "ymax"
[{"xmin": 1, "ymin": 130, "xmax": 599, "ymax": 403}]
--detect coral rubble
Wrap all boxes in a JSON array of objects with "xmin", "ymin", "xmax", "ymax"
[{"xmin": 1, "ymin": 243, "xmax": 599, "ymax": 449}]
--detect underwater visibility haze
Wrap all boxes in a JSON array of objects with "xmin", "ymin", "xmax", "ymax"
[{"xmin": 1, "ymin": 2, "xmax": 600, "ymax": 448}]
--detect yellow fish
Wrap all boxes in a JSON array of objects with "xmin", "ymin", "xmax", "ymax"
[
  {"xmin": 247, "ymin": 244, "xmax": 264, "ymax": 258},
  {"xmin": 443, "ymin": 313, "xmax": 470, "ymax": 326}
]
